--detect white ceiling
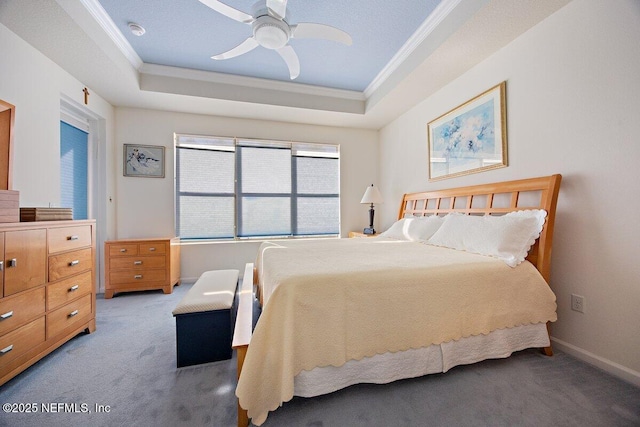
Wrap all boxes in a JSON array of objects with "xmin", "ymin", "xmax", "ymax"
[{"xmin": 0, "ymin": 0, "xmax": 570, "ymax": 129}]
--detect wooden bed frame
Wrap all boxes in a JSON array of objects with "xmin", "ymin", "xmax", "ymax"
[{"xmin": 232, "ymin": 174, "xmax": 562, "ymax": 427}]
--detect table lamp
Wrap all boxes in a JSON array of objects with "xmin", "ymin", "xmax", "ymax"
[{"xmin": 360, "ymin": 184, "xmax": 383, "ymax": 234}]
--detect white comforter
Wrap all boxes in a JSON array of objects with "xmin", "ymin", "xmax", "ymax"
[{"xmin": 237, "ymin": 237, "xmax": 557, "ymax": 425}]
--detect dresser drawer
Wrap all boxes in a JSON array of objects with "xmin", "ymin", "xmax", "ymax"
[
  {"xmin": 48, "ymin": 248, "xmax": 92, "ymax": 282},
  {"xmin": 109, "ymin": 255, "xmax": 166, "ymax": 271},
  {"xmin": 47, "ymin": 270, "xmax": 92, "ymax": 311},
  {"xmin": 0, "ymin": 317, "xmax": 45, "ymax": 370},
  {"xmin": 139, "ymin": 242, "xmax": 166, "ymax": 255},
  {"xmin": 48, "ymin": 225, "xmax": 92, "ymax": 254},
  {"xmin": 4, "ymin": 229, "xmax": 47, "ymax": 297},
  {"xmin": 47, "ymin": 294, "xmax": 92, "ymax": 339},
  {"xmin": 109, "ymin": 269, "xmax": 166, "ymax": 285},
  {"xmin": 0, "ymin": 287, "xmax": 45, "ymax": 336}
]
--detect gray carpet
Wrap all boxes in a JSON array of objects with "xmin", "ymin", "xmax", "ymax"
[{"xmin": 1, "ymin": 281, "xmax": 639, "ymax": 427}]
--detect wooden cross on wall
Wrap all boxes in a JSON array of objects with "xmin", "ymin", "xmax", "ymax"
[{"xmin": 83, "ymin": 87, "xmax": 90, "ymax": 105}]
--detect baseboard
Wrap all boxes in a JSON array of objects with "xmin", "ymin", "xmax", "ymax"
[{"xmin": 551, "ymin": 337, "xmax": 640, "ymax": 387}]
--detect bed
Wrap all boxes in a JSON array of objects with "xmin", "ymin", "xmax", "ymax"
[{"xmin": 232, "ymin": 174, "xmax": 562, "ymax": 426}]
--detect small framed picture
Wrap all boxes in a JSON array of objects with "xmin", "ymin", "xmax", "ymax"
[{"xmin": 123, "ymin": 144, "xmax": 165, "ymax": 178}]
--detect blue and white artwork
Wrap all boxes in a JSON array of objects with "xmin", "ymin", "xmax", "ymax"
[
  {"xmin": 432, "ymin": 100, "xmax": 495, "ymax": 158},
  {"xmin": 124, "ymin": 144, "xmax": 165, "ymax": 178},
  {"xmin": 428, "ymin": 82, "xmax": 506, "ymax": 180}
]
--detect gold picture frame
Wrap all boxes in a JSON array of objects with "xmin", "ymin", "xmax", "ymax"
[{"xmin": 427, "ymin": 82, "xmax": 507, "ymax": 181}]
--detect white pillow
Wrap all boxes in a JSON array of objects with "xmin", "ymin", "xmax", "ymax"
[
  {"xmin": 427, "ymin": 210, "xmax": 547, "ymax": 267},
  {"xmin": 379, "ymin": 218, "xmax": 410, "ymax": 240},
  {"xmin": 380, "ymin": 216, "xmax": 444, "ymax": 241}
]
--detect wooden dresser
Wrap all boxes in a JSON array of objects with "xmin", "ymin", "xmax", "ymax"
[
  {"xmin": 0, "ymin": 220, "xmax": 96, "ymax": 386},
  {"xmin": 104, "ymin": 237, "xmax": 180, "ymax": 299}
]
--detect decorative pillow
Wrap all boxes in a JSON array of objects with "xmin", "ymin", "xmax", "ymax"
[
  {"xmin": 380, "ymin": 216, "xmax": 444, "ymax": 241},
  {"xmin": 426, "ymin": 210, "xmax": 547, "ymax": 267}
]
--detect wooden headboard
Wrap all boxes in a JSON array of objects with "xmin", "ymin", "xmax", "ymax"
[{"xmin": 398, "ymin": 174, "xmax": 562, "ymax": 282}]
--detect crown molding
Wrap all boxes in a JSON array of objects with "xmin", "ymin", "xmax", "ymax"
[
  {"xmin": 363, "ymin": 0, "xmax": 462, "ymax": 98},
  {"xmin": 80, "ymin": 0, "xmax": 143, "ymax": 70},
  {"xmin": 139, "ymin": 67, "xmax": 365, "ymax": 114},
  {"xmin": 141, "ymin": 63, "xmax": 365, "ymax": 101}
]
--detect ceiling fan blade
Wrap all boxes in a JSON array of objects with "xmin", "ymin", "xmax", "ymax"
[
  {"xmin": 266, "ymin": 0, "xmax": 288, "ymax": 20},
  {"xmin": 292, "ymin": 23, "xmax": 352, "ymax": 46},
  {"xmin": 199, "ymin": 0, "xmax": 254, "ymax": 24},
  {"xmin": 275, "ymin": 46, "xmax": 300, "ymax": 79},
  {"xmin": 212, "ymin": 38, "xmax": 259, "ymax": 60}
]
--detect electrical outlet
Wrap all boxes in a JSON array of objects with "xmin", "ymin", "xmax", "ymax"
[{"xmin": 571, "ymin": 294, "xmax": 585, "ymax": 313}]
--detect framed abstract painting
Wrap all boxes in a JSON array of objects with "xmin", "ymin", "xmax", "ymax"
[
  {"xmin": 427, "ymin": 82, "xmax": 507, "ymax": 181},
  {"xmin": 123, "ymin": 144, "xmax": 165, "ymax": 178}
]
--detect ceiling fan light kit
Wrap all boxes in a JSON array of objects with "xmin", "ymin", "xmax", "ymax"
[
  {"xmin": 253, "ymin": 17, "xmax": 290, "ymax": 50},
  {"xmin": 199, "ymin": 0, "xmax": 352, "ymax": 80}
]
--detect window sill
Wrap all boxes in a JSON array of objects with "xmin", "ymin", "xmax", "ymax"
[{"xmin": 178, "ymin": 235, "xmax": 340, "ymax": 246}]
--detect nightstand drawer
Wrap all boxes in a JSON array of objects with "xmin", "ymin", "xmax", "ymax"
[
  {"xmin": 0, "ymin": 287, "xmax": 45, "ymax": 336},
  {"xmin": 109, "ymin": 269, "xmax": 166, "ymax": 285},
  {"xmin": 108, "ymin": 255, "xmax": 166, "ymax": 271},
  {"xmin": 48, "ymin": 248, "xmax": 92, "ymax": 282},
  {"xmin": 109, "ymin": 244, "xmax": 139, "ymax": 257},
  {"xmin": 47, "ymin": 294, "xmax": 92, "ymax": 339},
  {"xmin": 0, "ymin": 317, "xmax": 45, "ymax": 370},
  {"xmin": 48, "ymin": 225, "xmax": 92, "ymax": 254},
  {"xmin": 139, "ymin": 242, "xmax": 166, "ymax": 255},
  {"xmin": 47, "ymin": 271, "xmax": 92, "ymax": 311}
]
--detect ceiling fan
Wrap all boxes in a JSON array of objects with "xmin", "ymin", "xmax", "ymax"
[{"xmin": 199, "ymin": 0, "xmax": 353, "ymax": 80}]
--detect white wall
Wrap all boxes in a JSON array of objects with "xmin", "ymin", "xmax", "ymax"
[
  {"xmin": 0, "ymin": 23, "xmax": 115, "ymax": 208},
  {"xmin": 113, "ymin": 107, "xmax": 378, "ymax": 281},
  {"xmin": 0, "ymin": 22, "xmax": 116, "ymax": 291},
  {"xmin": 379, "ymin": 0, "xmax": 640, "ymax": 382}
]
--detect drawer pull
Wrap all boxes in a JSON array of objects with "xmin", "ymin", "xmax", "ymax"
[
  {"xmin": 1, "ymin": 344, "xmax": 13, "ymax": 354},
  {"xmin": 133, "ymin": 260, "xmax": 143, "ymax": 265},
  {"xmin": 69, "ymin": 285, "xmax": 80, "ymax": 292},
  {"xmin": 68, "ymin": 235, "xmax": 79, "ymax": 241},
  {"xmin": 134, "ymin": 274, "xmax": 143, "ymax": 279},
  {"xmin": 0, "ymin": 311, "xmax": 13, "ymax": 320},
  {"xmin": 8, "ymin": 258, "xmax": 17, "ymax": 268},
  {"xmin": 148, "ymin": 247, "xmax": 156, "ymax": 251},
  {"xmin": 69, "ymin": 260, "xmax": 80, "ymax": 266},
  {"xmin": 120, "ymin": 248, "xmax": 127, "ymax": 253},
  {"xmin": 68, "ymin": 310, "xmax": 79, "ymax": 318},
  {"xmin": 0, "ymin": 260, "xmax": 3, "ymax": 271}
]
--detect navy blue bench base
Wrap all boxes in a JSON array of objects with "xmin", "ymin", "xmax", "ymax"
[{"xmin": 175, "ymin": 308, "xmax": 235, "ymax": 368}]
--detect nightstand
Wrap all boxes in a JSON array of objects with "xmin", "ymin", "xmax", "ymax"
[
  {"xmin": 348, "ymin": 231, "xmax": 378, "ymax": 238},
  {"xmin": 104, "ymin": 237, "xmax": 180, "ymax": 299}
]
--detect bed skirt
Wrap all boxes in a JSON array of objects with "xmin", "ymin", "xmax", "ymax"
[{"xmin": 294, "ymin": 323, "xmax": 549, "ymax": 398}]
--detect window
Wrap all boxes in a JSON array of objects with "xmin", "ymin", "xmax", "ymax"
[
  {"xmin": 175, "ymin": 135, "xmax": 340, "ymax": 240},
  {"xmin": 60, "ymin": 121, "xmax": 88, "ymax": 220}
]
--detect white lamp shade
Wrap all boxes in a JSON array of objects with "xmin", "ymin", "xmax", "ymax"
[{"xmin": 360, "ymin": 185, "xmax": 384, "ymax": 204}]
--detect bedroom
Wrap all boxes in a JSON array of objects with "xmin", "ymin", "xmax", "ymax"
[{"xmin": 0, "ymin": 0, "xmax": 639, "ymax": 425}]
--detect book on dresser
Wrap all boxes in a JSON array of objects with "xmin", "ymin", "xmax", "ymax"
[
  {"xmin": 0, "ymin": 220, "xmax": 96, "ymax": 386},
  {"xmin": 104, "ymin": 237, "xmax": 180, "ymax": 299}
]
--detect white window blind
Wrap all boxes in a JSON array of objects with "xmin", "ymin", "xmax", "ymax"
[{"xmin": 175, "ymin": 134, "xmax": 340, "ymax": 240}]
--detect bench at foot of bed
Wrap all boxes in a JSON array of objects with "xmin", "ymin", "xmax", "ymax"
[{"xmin": 172, "ymin": 269, "xmax": 239, "ymax": 368}]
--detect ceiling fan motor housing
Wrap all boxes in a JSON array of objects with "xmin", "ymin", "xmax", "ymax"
[{"xmin": 253, "ymin": 16, "xmax": 291, "ymax": 49}]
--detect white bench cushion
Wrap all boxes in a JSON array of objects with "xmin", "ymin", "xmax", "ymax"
[{"xmin": 172, "ymin": 269, "xmax": 239, "ymax": 315}]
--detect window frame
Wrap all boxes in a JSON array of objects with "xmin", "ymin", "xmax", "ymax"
[{"xmin": 175, "ymin": 134, "xmax": 340, "ymax": 241}]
